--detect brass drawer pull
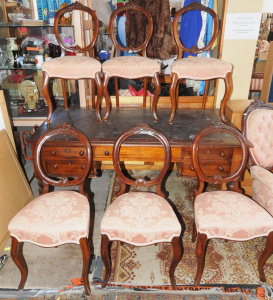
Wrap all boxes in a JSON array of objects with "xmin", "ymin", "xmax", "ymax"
[
  {"xmin": 53, "ymin": 164, "xmax": 58, "ymax": 169},
  {"xmin": 105, "ymin": 151, "xmax": 110, "ymax": 156},
  {"xmin": 220, "ymin": 152, "xmax": 226, "ymax": 157},
  {"xmin": 81, "ymin": 165, "xmax": 85, "ymax": 170},
  {"xmin": 79, "ymin": 150, "xmax": 84, "ymax": 156},
  {"xmin": 65, "ymin": 148, "xmax": 70, "ymax": 153},
  {"xmin": 51, "ymin": 150, "xmax": 56, "ymax": 156},
  {"xmin": 218, "ymin": 166, "xmax": 224, "ymax": 172},
  {"xmin": 190, "ymin": 166, "xmax": 194, "ymax": 171}
]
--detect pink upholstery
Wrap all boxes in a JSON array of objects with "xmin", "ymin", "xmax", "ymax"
[
  {"xmin": 102, "ymin": 56, "xmax": 160, "ymax": 78},
  {"xmin": 195, "ymin": 190, "xmax": 273, "ymax": 240},
  {"xmin": 101, "ymin": 192, "xmax": 181, "ymax": 246},
  {"xmin": 8, "ymin": 191, "xmax": 90, "ymax": 247},
  {"xmin": 246, "ymin": 109, "xmax": 273, "ymax": 168},
  {"xmin": 171, "ymin": 57, "xmax": 232, "ymax": 80},
  {"xmin": 42, "ymin": 56, "xmax": 101, "ymax": 79},
  {"xmin": 251, "ymin": 165, "xmax": 273, "ymax": 217}
]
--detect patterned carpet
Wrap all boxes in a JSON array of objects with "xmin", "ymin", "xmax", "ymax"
[{"xmin": 93, "ymin": 171, "xmax": 273, "ymax": 299}]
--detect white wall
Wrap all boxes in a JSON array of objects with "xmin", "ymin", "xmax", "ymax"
[{"xmin": 263, "ymin": 0, "xmax": 273, "ymax": 12}]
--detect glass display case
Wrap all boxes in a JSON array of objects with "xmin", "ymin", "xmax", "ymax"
[{"xmin": 0, "ymin": 0, "xmax": 75, "ymax": 126}]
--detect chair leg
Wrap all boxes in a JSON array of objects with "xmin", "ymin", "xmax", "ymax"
[
  {"xmin": 79, "ymin": 237, "xmax": 91, "ymax": 296},
  {"xmin": 258, "ymin": 232, "xmax": 273, "ymax": 282},
  {"xmin": 101, "ymin": 234, "xmax": 112, "ymax": 288},
  {"xmin": 102, "ymin": 73, "xmax": 111, "ymax": 121},
  {"xmin": 61, "ymin": 79, "xmax": 68, "ymax": 110},
  {"xmin": 169, "ymin": 236, "xmax": 183, "ymax": 290},
  {"xmin": 42, "ymin": 71, "xmax": 53, "ymax": 124},
  {"xmin": 220, "ymin": 72, "xmax": 232, "ymax": 123},
  {"xmin": 202, "ymin": 80, "xmax": 209, "ymax": 111},
  {"xmin": 169, "ymin": 73, "xmax": 178, "ymax": 124},
  {"xmin": 152, "ymin": 72, "xmax": 160, "ymax": 122},
  {"xmin": 114, "ymin": 77, "xmax": 119, "ymax": 108},
  {"xmin": 10, "ymin": 236, "xmax": 28, "ymax": 290},
  {"xmin": 91, "ymin": 78, "xmax": 96, "ymax": 110},
  {"xmin": 195, "ymin": 233, "xmax": 208, "ymax": 286},
  {"xmin": 192, "ymin": 220, "xmax": 197, "ymax": 243},
  {"xmin": 143, "ymin": 78, "xmax": 147, "ymax": 109},
  {"xmin": 95, "ymin": 72, "xmax": 103, "ymax": 123}
]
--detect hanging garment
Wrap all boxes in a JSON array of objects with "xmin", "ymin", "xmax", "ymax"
[
  {"xmin": 179, "ymin": 0, "xmax": 202, "ymax": 58},
  {"xmin": 125, "ymin": 0, "xmax": 173, "ymax": 59}
]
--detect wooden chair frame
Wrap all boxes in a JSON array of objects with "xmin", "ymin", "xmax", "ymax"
[{"xmin": 100, "ymin": 123, "xmax": 183, "ymax": 290}]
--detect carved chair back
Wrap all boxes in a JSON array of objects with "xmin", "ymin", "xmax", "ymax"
[
  {"xmin": 192, "ymin": 122, "xmax": 248, "ymax": 197},
  {"xmin": 241, "ymin": 100, "xmax": 273, "ymax": 169},
  {"xmin": 109, "ymin": 3, "xmax": 153, "ymax": 57},
  {"xmin": 34, "ymin": 122, "xmax": 92, "ymax": 195},
  {"xmin": 112, "ymin": 124, "xmax": 171, "ymax": 198},
  {"xmin": 54, "ymin": 1, "xmax": 99, "ymax": 57},
  {"xmin": 173, "ymin": 0, "xmax": 219, "ymax": 59}
]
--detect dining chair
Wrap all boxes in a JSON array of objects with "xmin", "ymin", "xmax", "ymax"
[
  {"xmin": 166, "ymin": 1, "xmax": 233, "ymax": 123},
  {"xmin": 191, "ymin": 121, "xmax": 273, "ymax": 286},
  {"xmin": 100, "ymin": 123, "xmax": 183, "ymax": 289},
  {"xmin": 8, "ymin": 122, "xmax": 93, "ymax": 295},
  {"xmin": 42, "ymin": 1, "xmax": 102, "ymax": 124},
  {"xmin": 98, "ymin": 3, "xmax": 161, "ymax": 122}
]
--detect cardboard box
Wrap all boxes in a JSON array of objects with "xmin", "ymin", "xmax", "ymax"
[
  {"xmin": 254, "ymin": 61, "xmax": 266, "ymax": 73},
  {"xmin": 258, "ymin": 52, "xmax": 268, "ymax": 61},
  {"xmin": 0, "ymin": 129, "xmax": 33, "ymax": 251}
]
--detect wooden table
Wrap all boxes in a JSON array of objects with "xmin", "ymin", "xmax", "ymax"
[{"xmin": 28, "ymin": 107, "xmax": 244, "ymax": 181}]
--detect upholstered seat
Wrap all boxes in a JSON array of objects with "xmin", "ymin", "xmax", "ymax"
[
  {"xmin": 102, "ymin": 56, "xmax": 160, "ymax": 79},
  {"xmin": 42, "ymin": 56, "xmax": 101, "ymax": 79},
  {"xmin": 7, "ymin": 123, "xmax": 93, "ymax": 295},
  {"xmin": 101, "ymin": 192, "xmax": 181, "ymax": 246},
  {"xmin": 191, "ymin": 122, "xmax": 273, "ymax": 286},
  {"xmin": 9, "ymin": 191, "xmax": 90, "ymax": 247},
  {"xmin": 171, "ymin": 57, "xmax": 232, "ymax": 80},
  {"xmin": 100, "ymin": 124, "xmax": 183, "ymax": 290},
  {"xmin": 195, "ymin": 190, "xmax": 273, "ymax": 240}
]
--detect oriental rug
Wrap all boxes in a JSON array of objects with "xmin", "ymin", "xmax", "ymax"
[{"xmin": 93, "ymin": 171, "xmax": 273, "ymax": 299}]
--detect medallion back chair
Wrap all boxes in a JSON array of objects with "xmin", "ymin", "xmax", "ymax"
[
  {"xmin": 167, "ymin": 1, "xmax": 233, "ymax": 123},
  {"xmin": 99, "ymin": 3, "xmax": 161, "ymax": 122},
  {"xmin": 191, "ymin": 121, "xmax": 273, "ymax": 286},
  {"xmin": 8, "ymin": 122, "xmax": 93, "ymax": 295},
  {"xmin": 100, "ymin": 123, "xmax": 183, "ymax": 289},
  {"xmin": 241, "ymin": 100, "xmax": 273, "ymax": 222},
  {"xmin": 42, "ymin": 1, "xmax": 102, "ymax": 124}
]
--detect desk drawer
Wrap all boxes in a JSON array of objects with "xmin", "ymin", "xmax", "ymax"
[
  {"xmin": 45, "ymin": 159, "xmax": 86, "ymax": 176},
  {"xmin": 42, "ymin": 146, "xmax": 86, "ymax": 159}
]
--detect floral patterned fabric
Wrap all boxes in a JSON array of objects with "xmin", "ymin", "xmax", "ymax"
[
  {"xmin": 171, "ymin": 57, "xmax": 232, "ymax": 80},
  {"xmin": 100, "ymin": 192, "xmax": 181, "ymax": 246},
  {"xmin": 42, "ymin": 56, "xmax": 101, "ymax": 79},
  {"xmin": 251, "ymin": 165, "xmax": 273, "ymax": 217},
  {"xmin": 102, "ymin": 56, "xmax": 160, "ymax": 78},
  {"xmin": 8, "ymin": 191, "xmax": 90, "ymax": 247},
  {"xmin": 195, "ymin": 190, "xmax": 273, "ymax": 240},
  {"xmin": 246, "ymin": 109, "xmax": 273, "ymax": 168}
]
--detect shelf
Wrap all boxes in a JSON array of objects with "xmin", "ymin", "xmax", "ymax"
[
  {"xmin": 0, "ymin": 63, "xmax": 39, "ymax": 71},
  {"xmin": 0, "ymin": 22, "xmax": 73, "ymax": 28}
]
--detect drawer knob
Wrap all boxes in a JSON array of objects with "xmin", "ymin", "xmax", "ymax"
[
  {"xmin": 65, "ymin": 148, "xmax": 70, "ymax": 153},
  {"xmin": 53, "ymin": 164, "xmax": 58, "ymax": 169},
  {"xmin": 79, "ymin": 150, "xmax": 84, "ymax": 156},
  {"xmin": 51, "ymin": 150, "xmax": 56, "ymax": 156},
  {"xmin": 81, "ymin": 165, "xmax": 85, "ymax": 170},
  {"xmin": 218, "ymin": 166, "xmax": 224, "ymax": 172},
  {"xmin": 190, "ymin": 166, "xmax": 194, "ymax": 171},
  {"xmin": 105, "ymin": 151, "xmax": 110, "ymax": 156},
  {"xmin": 67, "ymin": 161, "xmax": 71, "ymax": 165},
  {"xmin": 220, "ymin": 152, "xmax": 226, "ymax": 157}
]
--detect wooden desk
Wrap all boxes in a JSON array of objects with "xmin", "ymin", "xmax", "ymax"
[{"xmin": 28, "ymin": 107, "xmax": 244, "ymax": 180}]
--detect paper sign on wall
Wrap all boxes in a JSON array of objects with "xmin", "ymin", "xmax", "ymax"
[{"xmin": 224, "ymin": 13, "xmax": 262, "ymax": 40}]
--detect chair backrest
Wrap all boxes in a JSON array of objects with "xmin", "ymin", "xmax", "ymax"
[
  {"xmin": 241, "ymin": 100, "xmax": 273, "ymax": 169},
  {"xmin": 173, "ymin": 0, "xmax": 219, "ymax": 59},
  {"xmin": 54, "ymin": 1, "xmax": 99, "ymax": 57},
  {"xmin": 109, "ymin": 3, "xmax": 153, "ymax": 57},
  {"xmin": 34, "ymin": 122, "xmax": 92, "ymax": 195},
  {"xmin": 113, "ymin": 123, "xmax": 170, "ymax": 197},
  {"xmin": 192, "ymin": 122, "xmax": 248, "ymax": 196}
]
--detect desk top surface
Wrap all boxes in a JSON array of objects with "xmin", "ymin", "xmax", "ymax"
[{"xmin": 29, "ymin": 108, "xmax": 237, "ymax": 146}]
